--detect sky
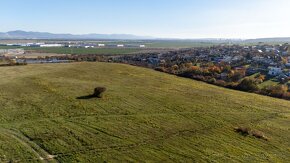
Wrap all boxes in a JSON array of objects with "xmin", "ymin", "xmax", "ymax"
[{"xmin": 0, "ymin": 0, "xmax": 290, "ymax": 39}]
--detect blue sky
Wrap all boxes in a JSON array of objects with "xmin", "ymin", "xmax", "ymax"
[{"xmin": 1, "ymin": 0, "xmax": 290, "ymax": 39}]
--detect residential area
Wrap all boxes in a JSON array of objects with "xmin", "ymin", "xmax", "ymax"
[{"xmin": 109, "ymin": 43, "xmax": 290, "ymax": 99}]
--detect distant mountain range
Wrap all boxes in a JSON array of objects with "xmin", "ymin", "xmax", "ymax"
[
  {"xmin": 243, "ymin": 37, "xmax": 290, "ymax": 43},
  {"xmin": 0, "ymin": 30, "xmax": 290, "ymax": 42},
  {"xmin": 0, "ymin": 30, "xmax": 154, "ymax": 40}
]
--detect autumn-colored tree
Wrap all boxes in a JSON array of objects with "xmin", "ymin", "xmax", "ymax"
[
  {"xmin": 256, "ymin": 74, "xmax": 265, "ymax": 81},
  {"xmin": 191, "ymin": 66, "xmax": 200, "ymax": 71},
  {"xmin": 208, "ymin": 66, "xmax": 222, "ymax": 74},
  {"xmin": 221, "ymin": 65, "xmax": 231, "ymax": 73},
  {"xmin": 281, "ymin": 57, "xmax": 288, "ymax": 64},
  {"xmin": 185, "ymin": 62, "xmax": 193, "ymax": 69},
  {"xmin": 172, "ymin": 64, "xmax": 179, "ymax": 70},
  {"xmin": 237, "ymin": 78, "xmax": 259, "ymax": 92},
  {"xmin": 261, "ymin": 85, "xmax": 288, "ymax": 98},
  {"xmin": 229, "ymin": 70, "xmax": 245, "ymax": 82}
]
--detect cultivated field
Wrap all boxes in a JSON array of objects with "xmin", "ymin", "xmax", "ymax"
[
  {"xmin": 0, "ymin": 62, "xmax": 289, "ymax": 162},
  {"xmin": 0, "ymin": 46, "xmax": 145, "ymax": 55},
  {"xmin": 5, "ymin": 52, "xmax": 70, "ymax": 58}
]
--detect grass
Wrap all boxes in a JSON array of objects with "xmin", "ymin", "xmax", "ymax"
[
  {"xmin": 259, "ymin": 78, "xmax": 279, "ymax": 88},
  {"xmin": 0, "ymin": 62, "xmax": 289, "ymax": 162}
]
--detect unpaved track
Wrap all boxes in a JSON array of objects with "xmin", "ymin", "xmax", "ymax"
[{"xmin": 1, "ymin": 128, "xmax": 58, "ymax": 163}]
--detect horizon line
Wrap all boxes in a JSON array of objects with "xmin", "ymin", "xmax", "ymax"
[{"xmin": 1, "ymin": 30, "xmax": 290, "ymax": 40}]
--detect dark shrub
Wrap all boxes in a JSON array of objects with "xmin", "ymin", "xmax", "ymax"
[
  {"xmin": 234, "ymin": 127, "xmax": 269, "ymax": 141},
  {"xmin": 215, "ymin": 80, "xmax": 227, "ymax": 87},
  {"xmin": 225, "ymin": 82, "xmax": 239, "ymax": 89},
  {"xmin": 236, "ymin": 78, "xmax": 259, "ymax": 92},
  {"xmin": 208, "ymin": 78, "xmax": 217, "ymax": 84},
  {"xmin": 234, "ymin": 127, "xmax": 251, "ymax": 136},
  {"xmin": 231, "ymin": 71, "xmax": 245, "ymax": 82},
  {"xmin": 93, "ymin": 87, "xmax": 107, "ymax": 98},
  {"xmin": 155, "ymin": 67, "xmax": 166, "ymax": 72}
]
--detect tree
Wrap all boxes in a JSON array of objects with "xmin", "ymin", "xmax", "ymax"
[
  {"xmin": 155, "ymin": 67, "xmax": 166, "ymax": 72},
  {"xmin": 208, "ymin": 66, "xmax": 221, "ymax": 74},
  {"xmin": 93, "ymin": 87, "xmax": 107, "ymax": 98},
  {"xmin": 208, "ymin": 78, "xmax": 217, "ymax": 84},
  {"xmin": 261, "ymin": 85, "xmax": 288, "ymax": 98},
  {"xmin": 229, "ymin": 70, "xmax": 245, "ymax": 82},
  {"xmin": 171, "ymin": 64, "xmax": 179, "ymax": 74},
  {"xmin": 185, "ymin": 62, "xmax": 193, "ymax": 69},
  {"xmin": 237, "ymin": 78, "xmax": 259, "ymax": 92},
  {"xmin": 221, "ymin": 65, "xmax": 231, "ymax": 73}
]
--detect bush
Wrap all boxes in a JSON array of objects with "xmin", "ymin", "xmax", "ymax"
[
  {"xmin": 231, "ymin": 71, "xmax": 245, "ymax": 82},
  {"xmin": 93, "ymin": 87, "xmax": 107, "ymax": 98},
  {"xmin": 234, "ymin": 127, "xmax": 269, "ymax": 141},
  {"xmin": 236, "ymin": 78, "xmax": 259, "ymax": 92},
  {"xmin": 155, "ymin": 67, "xmax": 166, "ymax": 72},
  {"xmin": 252, "ymin": 130, "xmax": 268, "ymax": 141},
  {"xmin": 215, "ymin": 80, "xmax": 227, "ymax": 87},
  {"xmin": 234, "ymin": 127, "xmax": 251, "ymax": 136},
  {"xmin": 208, "ymin": 78, "xmax": 217, "ymax": 84},
  {"xmin": 255, "ymin": 74, "xmax": 265, "ymax": 82},
  {"xmin": 261, "ymin": 85, "xmax": 288, "ymax": 98}
]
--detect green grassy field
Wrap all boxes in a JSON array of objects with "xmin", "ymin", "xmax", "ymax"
[
  {"xmin": 259, "ymin": 78, "xmax": 279, "ymax": 88},
  {"xmin": 0, "ymin": 40, "xmax": 219, "ymax": 52},
  {"xmin": 0, "ymin": 46, "xmax": 145, "ymax": 55},
  {"xmin": 0, "ymin": 62, "xmax": 289, "ymax": 162}
]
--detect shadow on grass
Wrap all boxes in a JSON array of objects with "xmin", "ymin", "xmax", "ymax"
[{"xmin": 76, "ymin": 95, "xmax": 100, "ymax": 100}]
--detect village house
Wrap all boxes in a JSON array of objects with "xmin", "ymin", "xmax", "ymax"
[
  {"xmin": 98, "ymin": 44, "xmax": 105, "ymax": 47},
  {"xmin": 40, "ymin": 44, "xmax": 63, "ymax": 47},
  {"xmin": 268, "ymin": 67, "xmax": 283, "ymax": 76}
]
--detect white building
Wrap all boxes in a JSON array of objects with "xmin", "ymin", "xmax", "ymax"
[
  {"xmin": 117, "ymin": 44, "xmax": 124, "ymax": 47},
  {"xmin": 140, "ymin": 45, "xmax": 146, "ymax": 48},
  {"xmin": 98, "ymin": 44, "xmax": 105, "ymax": 47},
  {"xmin": 40, "ymin": 44, "xmax": 63, "ymax": 47},
  {"xmin": 268, "ymin": 67, "xmax": 283, "ymax": 76},
  {"xmin": 85, "ymin": 46, "xmax": 94, "ymax": 48}
]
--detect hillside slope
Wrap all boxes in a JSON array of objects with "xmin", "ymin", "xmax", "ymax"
[{"xmin": 0, "ymin": 62, "xmax": 289, "ymax": 162}]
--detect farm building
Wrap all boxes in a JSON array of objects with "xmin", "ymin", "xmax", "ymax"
[{"xmin": 40, "ymin": 44, "xmax": 63, "ymax": 47}]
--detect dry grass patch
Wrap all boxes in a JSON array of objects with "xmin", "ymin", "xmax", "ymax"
[{"xmin": 234, "ymin": 127, "xmax": 268, "ymax": 141}]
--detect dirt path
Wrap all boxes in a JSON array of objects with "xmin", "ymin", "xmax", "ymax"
[{"xmin": 1, "ymin": 128, "xmax": 58, "ymax": 163}]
